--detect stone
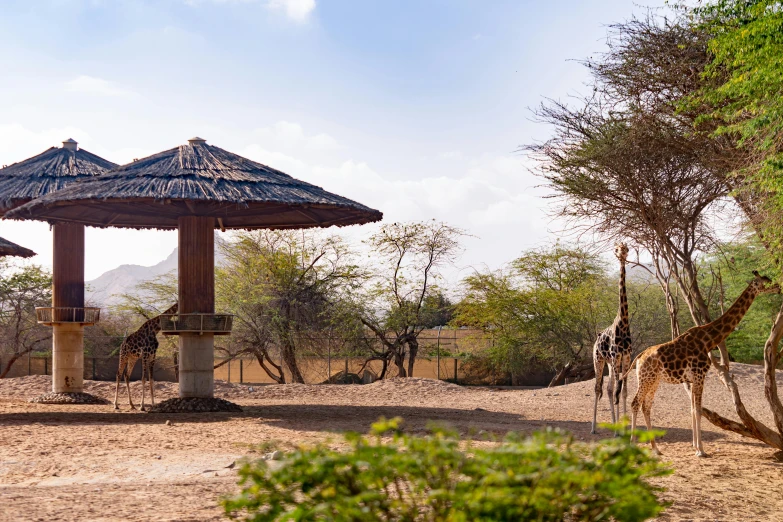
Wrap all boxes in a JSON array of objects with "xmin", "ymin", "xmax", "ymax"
[
  {"xmin": 146, "ymin": 397, "xmax": 243, "ymax": 413},
  {"xmin": 270, "ymin": 450, "xmax": 283, "ymax": 461},
  {"xmin": 29, "ymin": 392, "xmax": 108, "ymax": 405}
]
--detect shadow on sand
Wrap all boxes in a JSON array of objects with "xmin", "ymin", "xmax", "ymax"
[{"xmin": 1, "ymin": 402, "xmax": 726, "ymax": 444}]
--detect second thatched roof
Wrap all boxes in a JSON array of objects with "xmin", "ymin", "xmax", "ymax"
[
  {"xmin": 0, "ymin": 139, "xmax": 117, "ymax": 215},
  {"xmin": 0, "ymin": 236, "xmax": 35, "ymax": 258},
  {"xmin": 7, "ymin": 138, "xmax": 383, "ymax": 230}
]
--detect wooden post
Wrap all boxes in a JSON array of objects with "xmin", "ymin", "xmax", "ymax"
[
  {"xmin": 177, "ymin": 216, "xmax": 215, "ymax": 398},
  {"xmin": 52, "ymin": 223, "xmax": 85, "ymax": 393},
  {"xmin": 453, "ymin": 358, "xmax": 458, "ymax": 385},
  {"xmin": 239, "ymin": 359, "xmax": 243, "ymax": 384}
]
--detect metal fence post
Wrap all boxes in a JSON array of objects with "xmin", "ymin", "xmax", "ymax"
[
  {"xmin": 227, "ymin": 359, "xmax": 231, "ymax": 383},
  {"xmin": 239, "ymin": 359, "xmax": 243, "ymax": 384},
  {"xmin": 453, "ymin": 358, "xmax": 458, "ymax": 385}
]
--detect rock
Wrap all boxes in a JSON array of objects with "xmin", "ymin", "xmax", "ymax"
[
  {"xmin": 147, "ymin": 397, "xmax": 243, "ymax": 413},
  {"xmin": 154, "ymin": 455, "xmax": 162, "ymax": 460},
  {"xmin": 165, "ymin": 420, "xmax": 171, "ymax": 426},
  {"xmin": 29, "ymin": 392, "xmax": 108, "ymax": 405},
  {"xmin": 248, "ymin": 387, "xmax": 254, "ymax": 392},
  {"xmin": 270, "ymin": 450, "xmax": 283, "ymax": 461}
]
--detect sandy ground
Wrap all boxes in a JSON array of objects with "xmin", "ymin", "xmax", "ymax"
[{"xmin": 2, "ymin": 365, "xmax": 783, "ymax": 521}]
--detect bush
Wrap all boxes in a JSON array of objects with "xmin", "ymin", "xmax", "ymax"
[{"xmin": 222, "ymin": 419, "xmax": 669, "ymax": 522}]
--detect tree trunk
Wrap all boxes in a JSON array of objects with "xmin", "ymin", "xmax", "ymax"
[
  {"xmin": 0, "ymin": 353, "xmax": 23, "ymax": 379},
  {"xmin": 394, "ymin": 348, "xmax": 407, "ymax": 378},
  {"xmin": 256, "ymin": 353, "xmax": 285, "ymax": 384},
  {"xmin": 406, "ymin": 337, "xmax": 419, "ymax": 377},
  {"xmin": 281, "ymin": 339, "xmax": 305, "ymax": 383},
  {"xmin": 702, "ymin": 301, "xmax": 783, "ymax": 449}
]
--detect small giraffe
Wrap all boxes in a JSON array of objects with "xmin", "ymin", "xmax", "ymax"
[
  {"xmin": 620, "ymin": 271, "xmax": 778, "ymax": 457},
  {"xmin": 113, "ymin": 303, "xmax": 178, "ymax": 411},
  {"xmin": 591, "ymin": 243, "xmax": 632, "ymax": 434}
]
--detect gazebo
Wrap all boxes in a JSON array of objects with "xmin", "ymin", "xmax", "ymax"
[
  {"xmin": 0, "ymin": 139, "xmax": 116, "ymax": 403},
  {"xmin": 0, "ymin": 236, "xmax": 35, "ymax": 258},
  {"xmin": 8, "ymin": 137, "xmax": 382, "ymax": 410}
]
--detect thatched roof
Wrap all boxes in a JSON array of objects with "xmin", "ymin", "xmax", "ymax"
[
  {"xmin": 0, "ymin": 139, "xmax": 117, "ymax": 215},
  {"xmin": 7, "ymin": 138, "xmax": 383, "ymax": 230},
  {"xmin": 0, "ymin": 236, "xmax": 35, "ymax": 258}
]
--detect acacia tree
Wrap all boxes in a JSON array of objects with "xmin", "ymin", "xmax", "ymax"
[
  {"xmin": 0, "ymin": 263, "xmax": 52, "ymax": 378},
  {"xmin": 360, "ymin": 221, "xmax": 466, "ymax": 378},
  {"xmin": 455, "ymin": 243, "xmax": 671, "ymax": 386},
  {"xmin": 217, "ymin": 230, "xmax": 365, "ymax": 384},
  {"xmin": 667, "ymin": 0, "xmax": 783, "ymax": 449}
]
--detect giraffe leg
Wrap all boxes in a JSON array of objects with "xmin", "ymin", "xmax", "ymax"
[
  {"xmin": 621, "ymin": 354, "xmax": 630, "ymax": 418},
  {"xmin": 692, "ymin": 380, "xmax": 707, "ymax": 457},
  {"xmin": 641, "ymin": 395, "xmax": 661, "ymax": 455},
  {"xmin": 149, "ymin": 358, "xmax": 156, "ymax": 407},
  {"xmin": 126, "ymin": 358, "xmax": 137, "ymax": 410},
  {"xmin": 113, "ymin": 358, "xmax": 126, "ymax": 410},
  {"xmin": 606, "ymin": 364, "xmax": 617, "ymax": 425},
  {"xmin": 682, "ymin": 382, "xmax": 696, "ymax": 448},
  {"xmin": 591, "ymin": 355, "xmax": 606, "ymax": 434},
  {"xmin": 630, "ymin": 391, "xmax": 641, "ymax": 443},
  {"xmin": 140, "ymin": 359, "xmax": 147, "ymax": 411}
]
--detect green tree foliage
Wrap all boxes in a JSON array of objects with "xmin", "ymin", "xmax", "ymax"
[
  {"xmin": 222, "ymin": 418, "xmax": 669, "ymax": 522},
  {"xmin": 0, "ymin": 262, "xmax": 52, "ymax": 378},
  {"xmin": 217, "ymin": 231, "xmax": 366, "ymax": 383},
  {"xmin": 689, "ymin": 0, "xmax": 783, "ymax": 264},
  {"xmin": 454, "ymin": 244, "xmax": 671, "ymax": 384},
  {"xmin": 697, "ymin": 238, "xmax": 783, "ymax": 362},
  {"xmin": 361, "ymin": 221, "xmax": 466, "ymax": 378}
]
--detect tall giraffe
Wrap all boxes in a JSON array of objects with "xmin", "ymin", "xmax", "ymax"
[
  {"xmin": 113, "ymin": 303, "xmax": 178, "ymax": 411},
  {"xmin": 591, "ymin": 243, "xmax": 632, "ymax": 434},
  {"xmin": 620, "ymin": 271, "xmax": 778, "ymax": 457}
]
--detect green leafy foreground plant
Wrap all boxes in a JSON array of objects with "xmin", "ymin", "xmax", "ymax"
[{"xmin": 222, "ymin": 418, "xmax": 669, "ymax": 521}]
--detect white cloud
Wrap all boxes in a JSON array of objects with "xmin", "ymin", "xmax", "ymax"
[
  {"xmin": 267, "ymin": 0, "xmax": 316, "ymax": 22},
  {"xmin": 66, "ymin": 75, "xmax": 135, "ymax": 97}
]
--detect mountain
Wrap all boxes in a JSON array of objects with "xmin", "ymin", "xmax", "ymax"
[
  {"xmin": 86, "ymin": 248, "xmax": 179, "ymax": 307},
  {"xmin": 86, "ymin": 235, "xmax": 229, "ymax": 307}
]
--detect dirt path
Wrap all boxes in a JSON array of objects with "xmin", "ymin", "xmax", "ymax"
[{"xmin": 2, "ymin": 365, "xmax": 783, "ymax": 521}]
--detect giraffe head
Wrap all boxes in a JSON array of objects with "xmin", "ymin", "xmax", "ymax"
[
  {"xmin": 162, "ymin": 302, "xmax": 179, "ymax": 315},
  {"xmin": 614, "ymin": 243, "xmax": 629, "ymax": 263},
  {"xmin": 750, "ymin": 271, "xmax": 779, "ymax": 295}
]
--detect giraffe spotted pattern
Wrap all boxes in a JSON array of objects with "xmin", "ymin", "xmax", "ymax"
[
  {"xmin": 620, "ymin": 271, "xmax": 778, "ymax": 457},
  {"xmin": 113, "ymin": 303, "xmax": 178, "ymax": 411},
  {"xmin": 591, "ymin": 243, "xmax": 632, "ymax": 434}
]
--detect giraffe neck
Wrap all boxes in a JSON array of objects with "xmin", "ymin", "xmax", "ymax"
[
  {"xmin": 702, "ymin": 282, "xmax": 759, "ymax": 347},
  {"xmin": 616, "ymin": 261, "xmax": 629, "ymax": 329}
]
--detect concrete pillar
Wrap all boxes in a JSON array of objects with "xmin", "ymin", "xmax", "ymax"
[
  {"xmin": 51, "ymin": 223, "xmax": 85, "ymax": 393},
  {"xmin": 177, "ymin": 216, "xmax": 215, "ymax": 398},
  {"xmin": 52, "ymin": 323, "xmax": 84, "ymax": 392}
]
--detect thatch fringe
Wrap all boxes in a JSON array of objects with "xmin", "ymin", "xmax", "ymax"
[
  {"xmin": 7, "ymin": 141, "xmax": 382, "ymax": 229},
  {"xmin": 0, "ymin": 146, "xmax": 116, "ymax": 212},
  {"xmin": 0, "ymin": 236, "xmax": 35, "ymax": 258}
]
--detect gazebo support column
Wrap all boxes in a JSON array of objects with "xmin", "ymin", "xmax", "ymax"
[
  {"xmin": 52, "ymin": 223, "xmax": 85, "ymax": 393},
  {"xmin": 178, "ymin": 216, "xmax": 215, "ymax": 398}
]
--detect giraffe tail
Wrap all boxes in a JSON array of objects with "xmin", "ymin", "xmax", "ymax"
[{"xmin": 614, "ymin": 352, "xmax": 642, "ymax": 405}]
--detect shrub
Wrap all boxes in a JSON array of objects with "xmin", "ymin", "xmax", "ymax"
[
  {"xmin": 223, "ymin": 419, "xmax": 669, "ymax": 522},
  {"xmin": 223, "ymin": 418, "xmax": 669, "ymax": 522}
]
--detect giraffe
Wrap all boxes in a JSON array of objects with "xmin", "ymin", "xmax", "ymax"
[
  {"xmin": 620, "ymin": 271, "xmax": 778, "ymax": 457},
  {"xmin": 113, "ymin": 303, "xmax": 178, "ymax": 411},
  {"xmin": 591, "ymin": 242, "xmax": 632, "ymax": 434}
]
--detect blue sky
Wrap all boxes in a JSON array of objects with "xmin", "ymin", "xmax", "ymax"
[{"xmin": 0, "ymin": 0, "xmax": 655, "ymax": 281}]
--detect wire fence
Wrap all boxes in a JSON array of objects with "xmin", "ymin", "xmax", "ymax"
[{"xmin": 0, "ymin": 329, "xmax": 557, "ymax": 386}]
